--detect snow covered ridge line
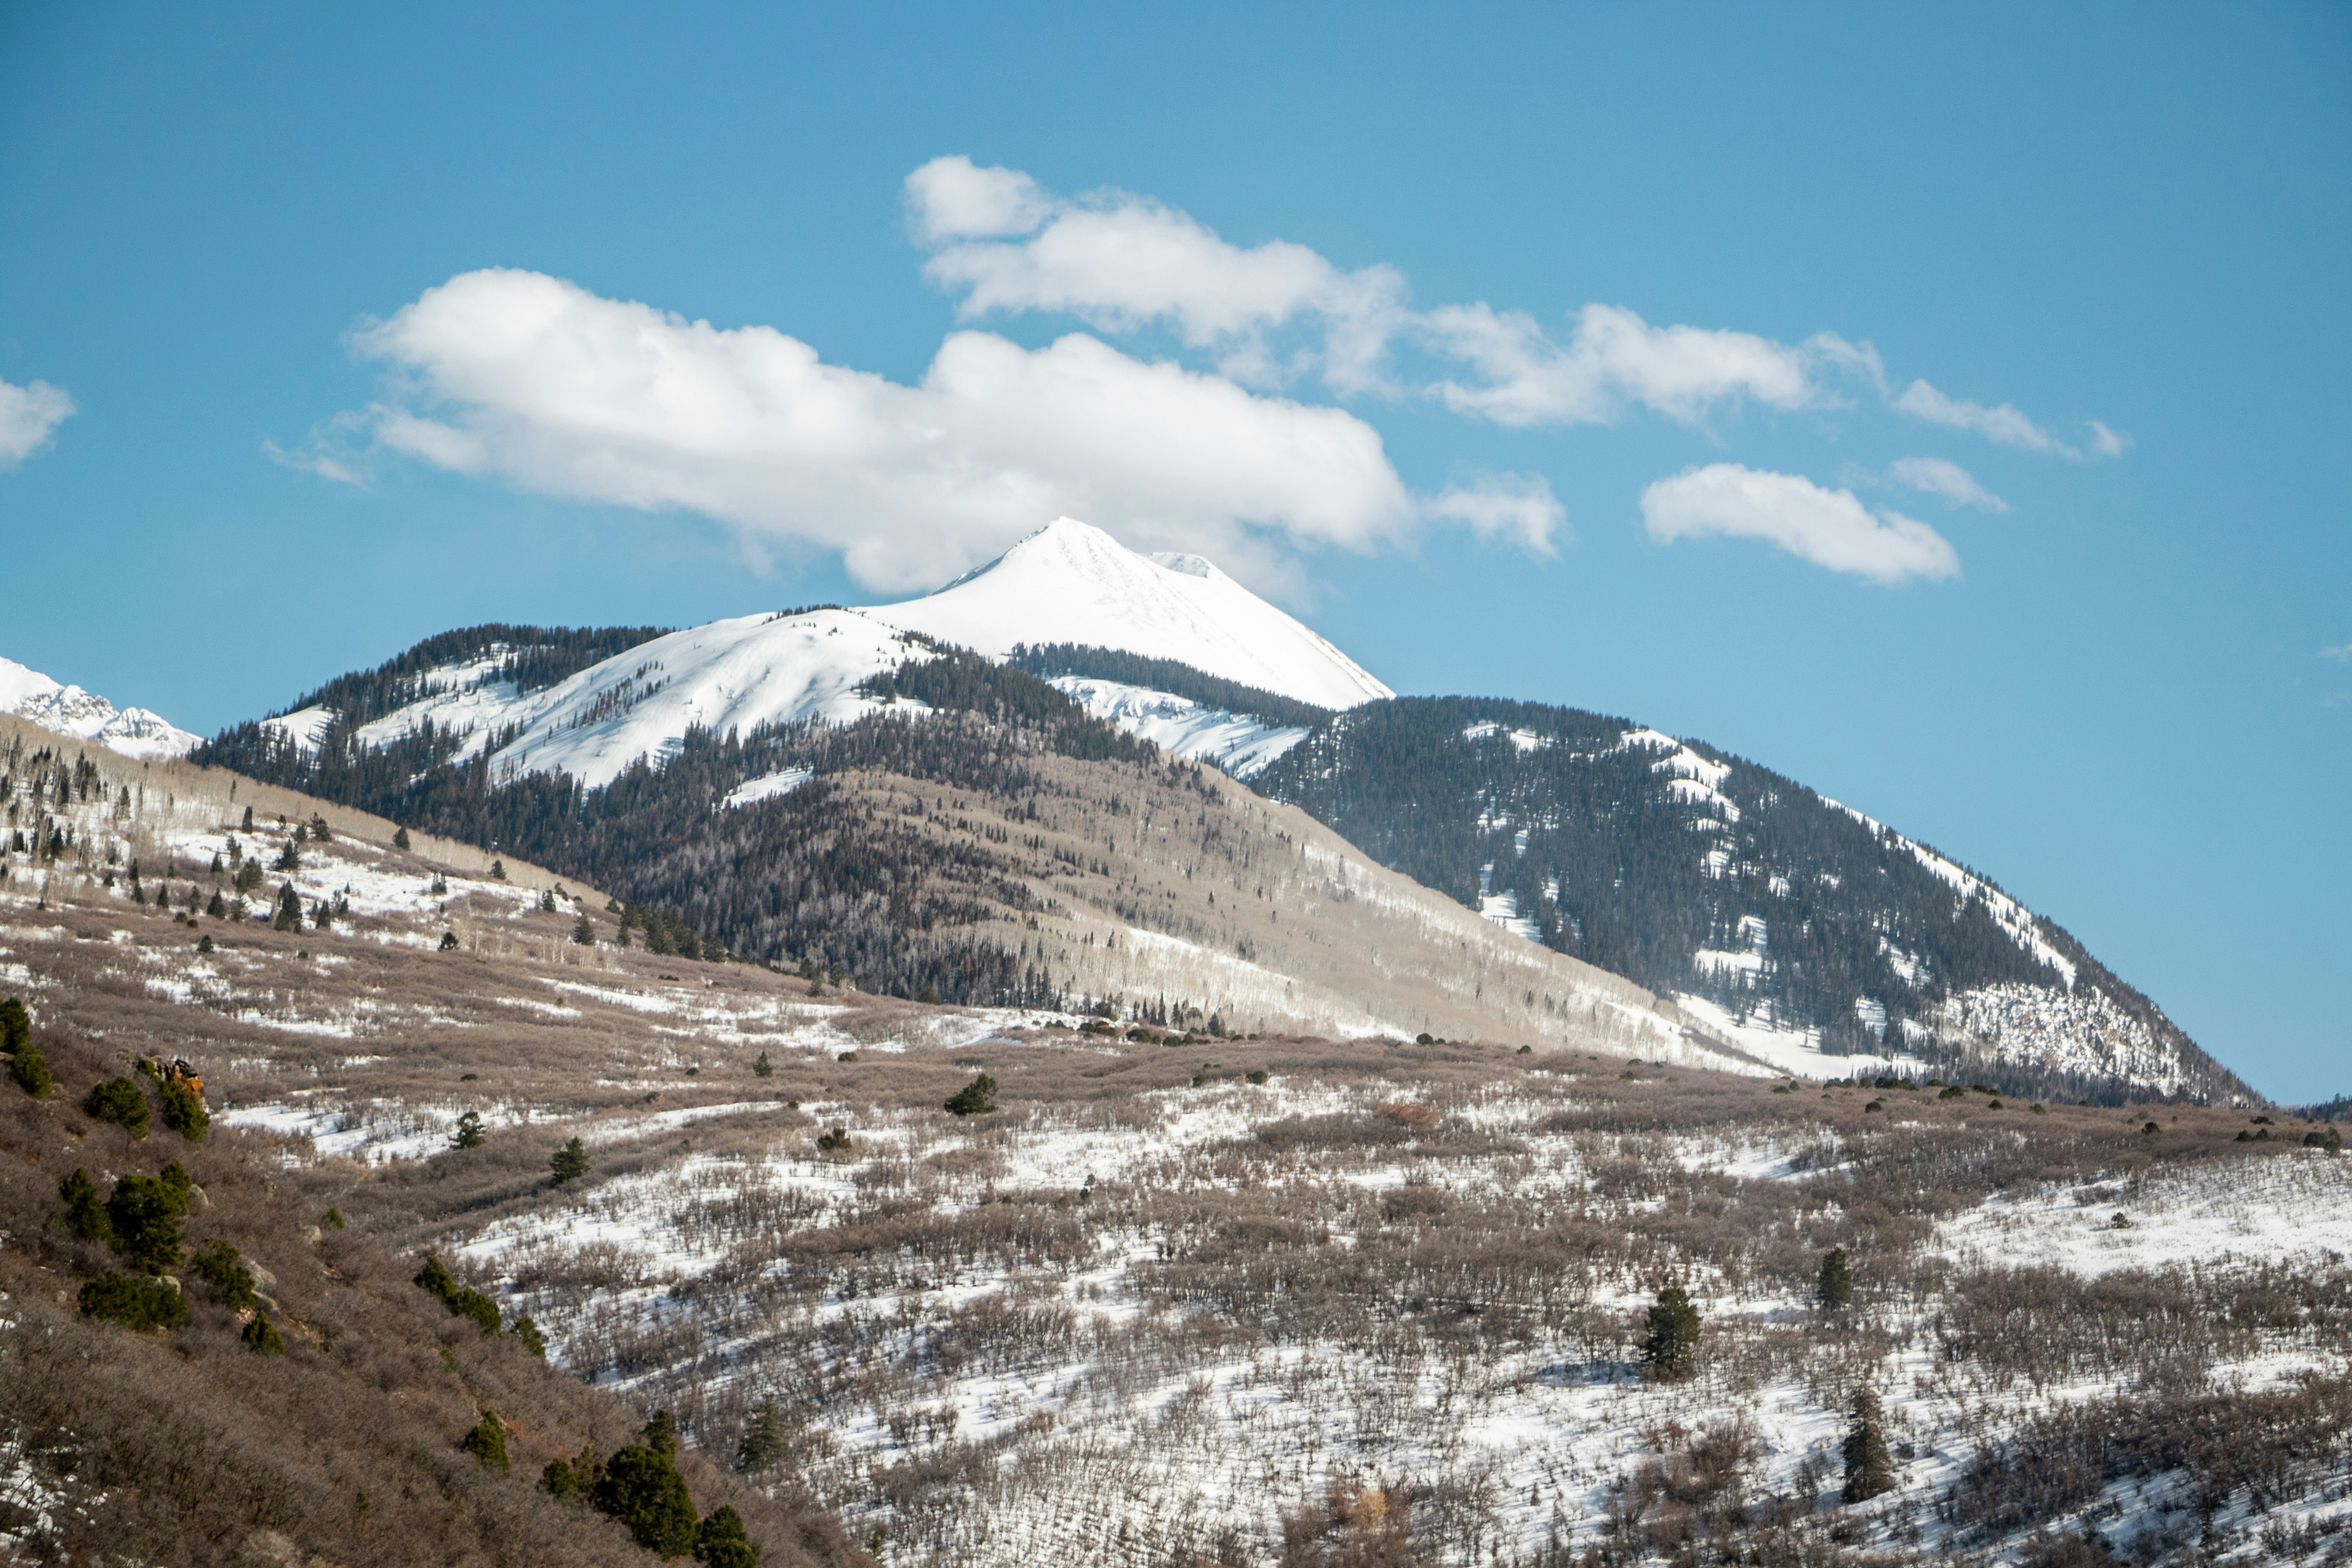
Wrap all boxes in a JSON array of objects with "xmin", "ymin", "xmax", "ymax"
[
  {"xmin": 1822, "ymin": 796, "xmax": 2077, "ymax": 989},
  {"xmin": 234, "ymin": 518, "xmax": 1386, "ymax": 791},
  {"xmin": 0, "ymin": 654, "xmax": 198, "ymax": 759}
]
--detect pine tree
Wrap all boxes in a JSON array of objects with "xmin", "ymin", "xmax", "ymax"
[
  {"xmin": 1818, "ymin": 1247, "xmax": 1854, "ymax": 1311},
  {"xmin": 86, "ymin": 1076, "xmax": 151, "ymax": 1136},
  {"xmin": 274, "ymin": 838, "xmax": 300, "ymax": 872},
  {"xmin": 551, "ymin": 1136, "xmax": 590, "ymax": 1183},
  {"xmin": 510, "ymin": 1314, "xmax": 548, "ymax": 1358},
  {"xmin": 273, "ymin": 881, "xmax": 302, "ymax": 931},
  {"xmin": 241, "ymin": 805, "xmax": 254, "ymax": 831},
  {"xmin": 59, "ymin": 1167, "xmax": 113, "ymax": 1242},
  {"xmin": 241, "ymin": 1311, "xmax": 286, "ymax": 1355},
  {"xmin": 439, "ymin": 930, "xmax": 460, "ymax": 951},
  {"xmin": 462, "ymin": 1411, "xmax": 512, "ymax": 1473},
  {"xmin": 158, "ymin": 1078, "xmax": 208, "ymax": 1143},
  {"xmin": 693, "ymin": 1504, "xmax": 760, "ymax": 1568},
  {"xmin": 1641, "ymin": 1285, "xmax": 1701, "ymax": 1380},
  {"xmin": 490, "ymin": 858, "xmax": 507, "ymax": 881},
  {"xmin": 106, "ymin": 1172, "xmax": 187, "ymax": 1273},
  {"xmin": 592, "ymin": 1427, "xmax": 698, "ymax": 1556},
  {"xmin": 752, "ymin": 1052, "xmax": 772, "ymax": 1078},
  {"xmin": 573, "ymin": 912, "xmax": 596, "ymax": 946},
  {"xmin": 943, "ymin": 1072, "xmax": 999, "ymax": 1116},
  {"xmin": 540, "ymin": 888, "xmax": 558, "ymax": 913},
  {"xmin": 5, "ymin": 996, "xmax": 50, "ymax": 1098},
  {"xmin": 451, "ymin": 1110, "xmax": 487, "ymax": 1149},
  {"xmin": 735, "ymin": 1397, "xmax": 786, "ymax": 1473},
  {"xmin": 1841, "ymin": 1387, "xmax": 1896, "ymax": 1502},
  {"xmin": 393, "ymin": 826, "xmax": 411, "ymax": 850},
  {"xmin": 205, "ymin": 889, "xmax": 226, "ymax": 918}
]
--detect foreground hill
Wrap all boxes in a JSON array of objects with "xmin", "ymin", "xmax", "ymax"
[{"xmin": 3, "ymin": 721, "xmax": 2345, "ymax": 1566}]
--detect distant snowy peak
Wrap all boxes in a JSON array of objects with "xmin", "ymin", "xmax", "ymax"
[
  {"xmin": 868, "ymin": 518, "xmax": 1392, "ymax": 711},
  {"xmin": 0, "ymin": 655, "xmax": 199, "ymax": 760}
]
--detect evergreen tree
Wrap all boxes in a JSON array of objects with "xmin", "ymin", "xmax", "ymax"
[
  {"xmin": 735, "ymin": 1397, "xmax": 786, "ymax": 1473},
  {"xmin": 943, "ymin": 1072, "xmax": 999, "ymax": 1117},
  {"xmin": 490, "ymin": 858, "xmax": 507, "ymax": 881},
  {"xmin": 1841, "ymin": 1387, "xmax": 1896, "ymax": 1502},
  {"xmin": 310, "ymin": 814, "xmax": 332, "ymax": 842},
  {"xmin": 5, "ymin": 997, "xmax": 50, "ymax": 1097},
  {"xmin": 752, "ymin": 1052, "xmax": 772, "ymax": 1078},
  {"xmin": 592, "ymin": 1434, "xmax": 699, "ymax": 1556},
  {"xmin": 189, "ymin": 1238, "xmax": 257, "ymax": 1310},
  {"xmin": 540, "ymin": 888, "xmax": 558, "ymax": 913},
  {"xmin": 205, "ymin": 889, "xmax": 226, "ymax": 918},
  {"xmin": 462, "ymin": 1411, "xmax": 512, "ymax": 1473},
  {"xmin": 79, "ymin": 1271, "xmax": 188, "ymax": 1330},
  {"xmin": 1640, "ymin": 1285, "xmax": 1701, "ymax": 1380},
  {"xmin": 450, "ymin": 1110, "xmax": 487, "ymax": 1149},
  {"xmin": 241, "ymin": 1311, "xmax": 286, "ymax": 1355},
  {"xmin": 158, "ymin": 1078, "xmax": 208, "ymax": 1143},
  {"xmin": 241, "ymin": 805, "xmax": 254, "ymax": 831},
  {"xmin": 1818, "ymin": 1246, "xmax": 1854, "ymax": 1311},
  {"xmin": 86, "ymin": 1076, "xmax": 151, "ymax": 1136},
  {"xmin": 693, "ymin": 1505, "xmax": 760, "ymax": 1568},
  {"xmin": 106, "ymin": 1172, "xmax": 187, "ymax": 1273},
  {"xmin": 273, "ymin": 881, "xmax": 302, "ymax": 931},
  {"xmin": 59, "ymin": 1167, "xmax": 112, "ymax": 1242},
  {"xmin": 511, "ymin": 1314, "xmax": 548, "ymax": 1358},
  {"xmin": 393, "ymin": 826, "xmax": 412, "ymax": 850},
  {"xmin": 274, "ymin": 838, "xmax": 300, "ymax": 872},
  {"xmin": 414, "ymin": 1253, "xmax": 460, "ymax": 1307},
  {"xmin": 573, "ymin": 912, "xmax": 596, "ymax": 946},
  {"xmin": 551, "ymin": 1136, "xmax": 590, "ymax": 1183}
]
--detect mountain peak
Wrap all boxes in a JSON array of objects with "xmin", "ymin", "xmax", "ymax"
[
  {"xmin": 0, "ymin": 654, "xmax": 199, "ymax": 759},
  {"xmin": 872, "ymin": 517, "xmax": 1390, "ymax": 710}
]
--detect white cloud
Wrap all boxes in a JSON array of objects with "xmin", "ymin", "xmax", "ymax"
[
  {"xmin": 1892, "ymin": 378, "xmax": 2079, "ymax": 456},
  {"xmin": 2321, "ymin": 643, "xmax": 2352, "ymax": 664},
  {"xmin": 1424, "ymin": 472, "xmax": 1566, "ymax": 555},
  {"xmin": 306, "ymin": 268, "xmax": 1428, "ymax": 594},
  {"xmin": 0, "ymin": 377, "xmax": 76, "ymax": 466},
  {"xmin": 1886, "ymin": 455, "xmax": 2008, "ymax": 512},
  {"xmin": 2088, "ymin": 420, "xmax": 2132, "ymax": 458},
  {"xmin": 911, "ymin": 158, "xmax": 1409, "ymax": 395},
  {"xmin": 1424, "ymin": 303, "xmax": 1867, "ymax": 429},
  {"xmin": 1641, "ymin": 463, "xmax": 1959, "ymax": 584},
  {"xmin": 904, "ymin": 155, "xmax": 1053, "ymax": 243}
]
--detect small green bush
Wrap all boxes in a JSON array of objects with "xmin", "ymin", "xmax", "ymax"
[
  {"xmin": 5, "ymin": 996, "xmax": 50, "ymax": 1096},
  {"xmin": 158, "ymin": 1079, "xmax": 208, "ymax": 1143},
  {"xmin": 593, "ymin": 1437, "xmax": 698, "ymax": 1556},
  {"xmin": 59, "ymin": 1167, "xmax": 112, "ymax": 1243},
  {"xmin": 944, "ymin": 1072, "xmax": 999, "ymax": 1117},
  {"xmin": 86, "ymin": 1076, "xmax": 151, "ymax": 1137},
  {"xmin": 461, "ymin": 1411, "xmax": 511, "ymax": 1472},
  {"xmin": 452, "ymin": 1286, "xmax": 501, "ymax": 1336},
  {"xmin": 694, "ymin": 1504, "xmax": 760, "ymax": 1568},
  {"xmin": 80, "ymin": 1271, "xmax": 187, "ymax": 1330},
  {"xmin": 511, "ymin": 1314, "xmax": 548, "ymax": 1358},
  {"xmin": 189, "ymin": 1238, "xmax": 257, "ymax": 1311},
  {"xmin": 242, "ymin": 1311, "xmax": 286, "ymax": 1355},
  {"xmin": 107, "ymin": 1171, "xmax": 188, "ymax": 1273},
  {"xmin": 551, "ymin": 1136, "xmax": 590, "ymax": 1183}
]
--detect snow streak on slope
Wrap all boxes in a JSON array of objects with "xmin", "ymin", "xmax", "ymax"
[
  {"xmin": 1825, "ymin": 797, "xmax": 2076, "ymax": 989},
  {"xmin": 347, "ymin": 611, "xmax": 931, "ymax": 789},
  {"xmin": 0, "ymin": 655, "xmax": 198, "ymax": 758},
  {"xmin": 870, "ymin": 518, "xmax": 1391, "ymax": 710},
  {"xmin": 1047, "ymin": 675, "xmax": 1309, "ymax": 777}
]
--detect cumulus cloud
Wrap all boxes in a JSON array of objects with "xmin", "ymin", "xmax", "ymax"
[
  {"xmin": 0, "ymin": 377, "xmax": 76, "ymax": 466},
  {"xmin": 1424, "ymin": 472, "xmax": 1567, "ymax": 555},
  {"xmin": 1641, "ymin": 463, "xmax": 1959, "ymax": 584},
  {"xmin": 910, "ymin": 156, "xmax": 1409, "ymax": 394},
  {"xmin": 294, "ymin": 267, "xmax": 1436, "ymax": 594},
  {"xmin": 1886, "ymin": 456, "xmax": 2008, "ymax": 511}
]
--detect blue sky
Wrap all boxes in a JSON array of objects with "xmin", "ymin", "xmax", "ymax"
[{"xmin": 2, "ymin": 3, "xmax": 2346, "ymax": 1097}]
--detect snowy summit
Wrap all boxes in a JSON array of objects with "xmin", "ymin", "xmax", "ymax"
[
  {"xmin": 0, "ymin": 654, "xmax": 199, "ymax": 759},
  {"xmin": 272, "ymin": 518, "xmax": 1387, "ymax": 790},
  {"xmin": 868, "ymin": 518, "xmax": 1392, "ymax": 710}
]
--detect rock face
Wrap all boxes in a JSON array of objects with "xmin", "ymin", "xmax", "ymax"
[{"xmin": 0, "ymin": 655, "xmax": 199, "ymax": 759}]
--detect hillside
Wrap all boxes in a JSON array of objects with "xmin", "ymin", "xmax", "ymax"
[
  {"xmin": 1250, "ymin": 698, "xmax": 2253, "ymax": 1105},
  {"xmin": 3, "ymin": 728, "xmax": 2346, "ymax": 1566}
]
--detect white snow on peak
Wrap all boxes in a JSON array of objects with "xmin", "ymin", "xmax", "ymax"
[
  {"xmin": 350, "ymin": 610, "xmax": 933, "ymax": 789},
  {"xmin": 1826, "ymin": 798, "xmax": 2078, "ymax": 989},
  {"xmin": 869, "ymin": 518, "xmax": 1391, "ymax": 711},
  {"xmin": 1047, "ymin": 676, "xmax": 1309, "ymax": 778},
  {"xmin": 0, "ymin": 654, "xmax": 199, "ymax": 759}
]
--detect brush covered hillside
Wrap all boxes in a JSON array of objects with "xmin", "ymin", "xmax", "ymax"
[
  {"xmin": 0, "ymin": 723, "xmax": 857, "ymax": 1565},
  {"xmin": 5, "ymin": 718, "xmax": 2351, "ymax": 1567}
]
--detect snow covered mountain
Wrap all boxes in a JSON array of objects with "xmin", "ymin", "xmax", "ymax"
[
  {"xmin": 0, "ymin": 654, "xmax": 198, "ymax": 759},
  {"xmin": 870, "ymin": 517, "xmax": 1390, "ymax": 710},
  {"xmin": 245, "ymin": 519, "xmax": 1367, "ymax": 788}
]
